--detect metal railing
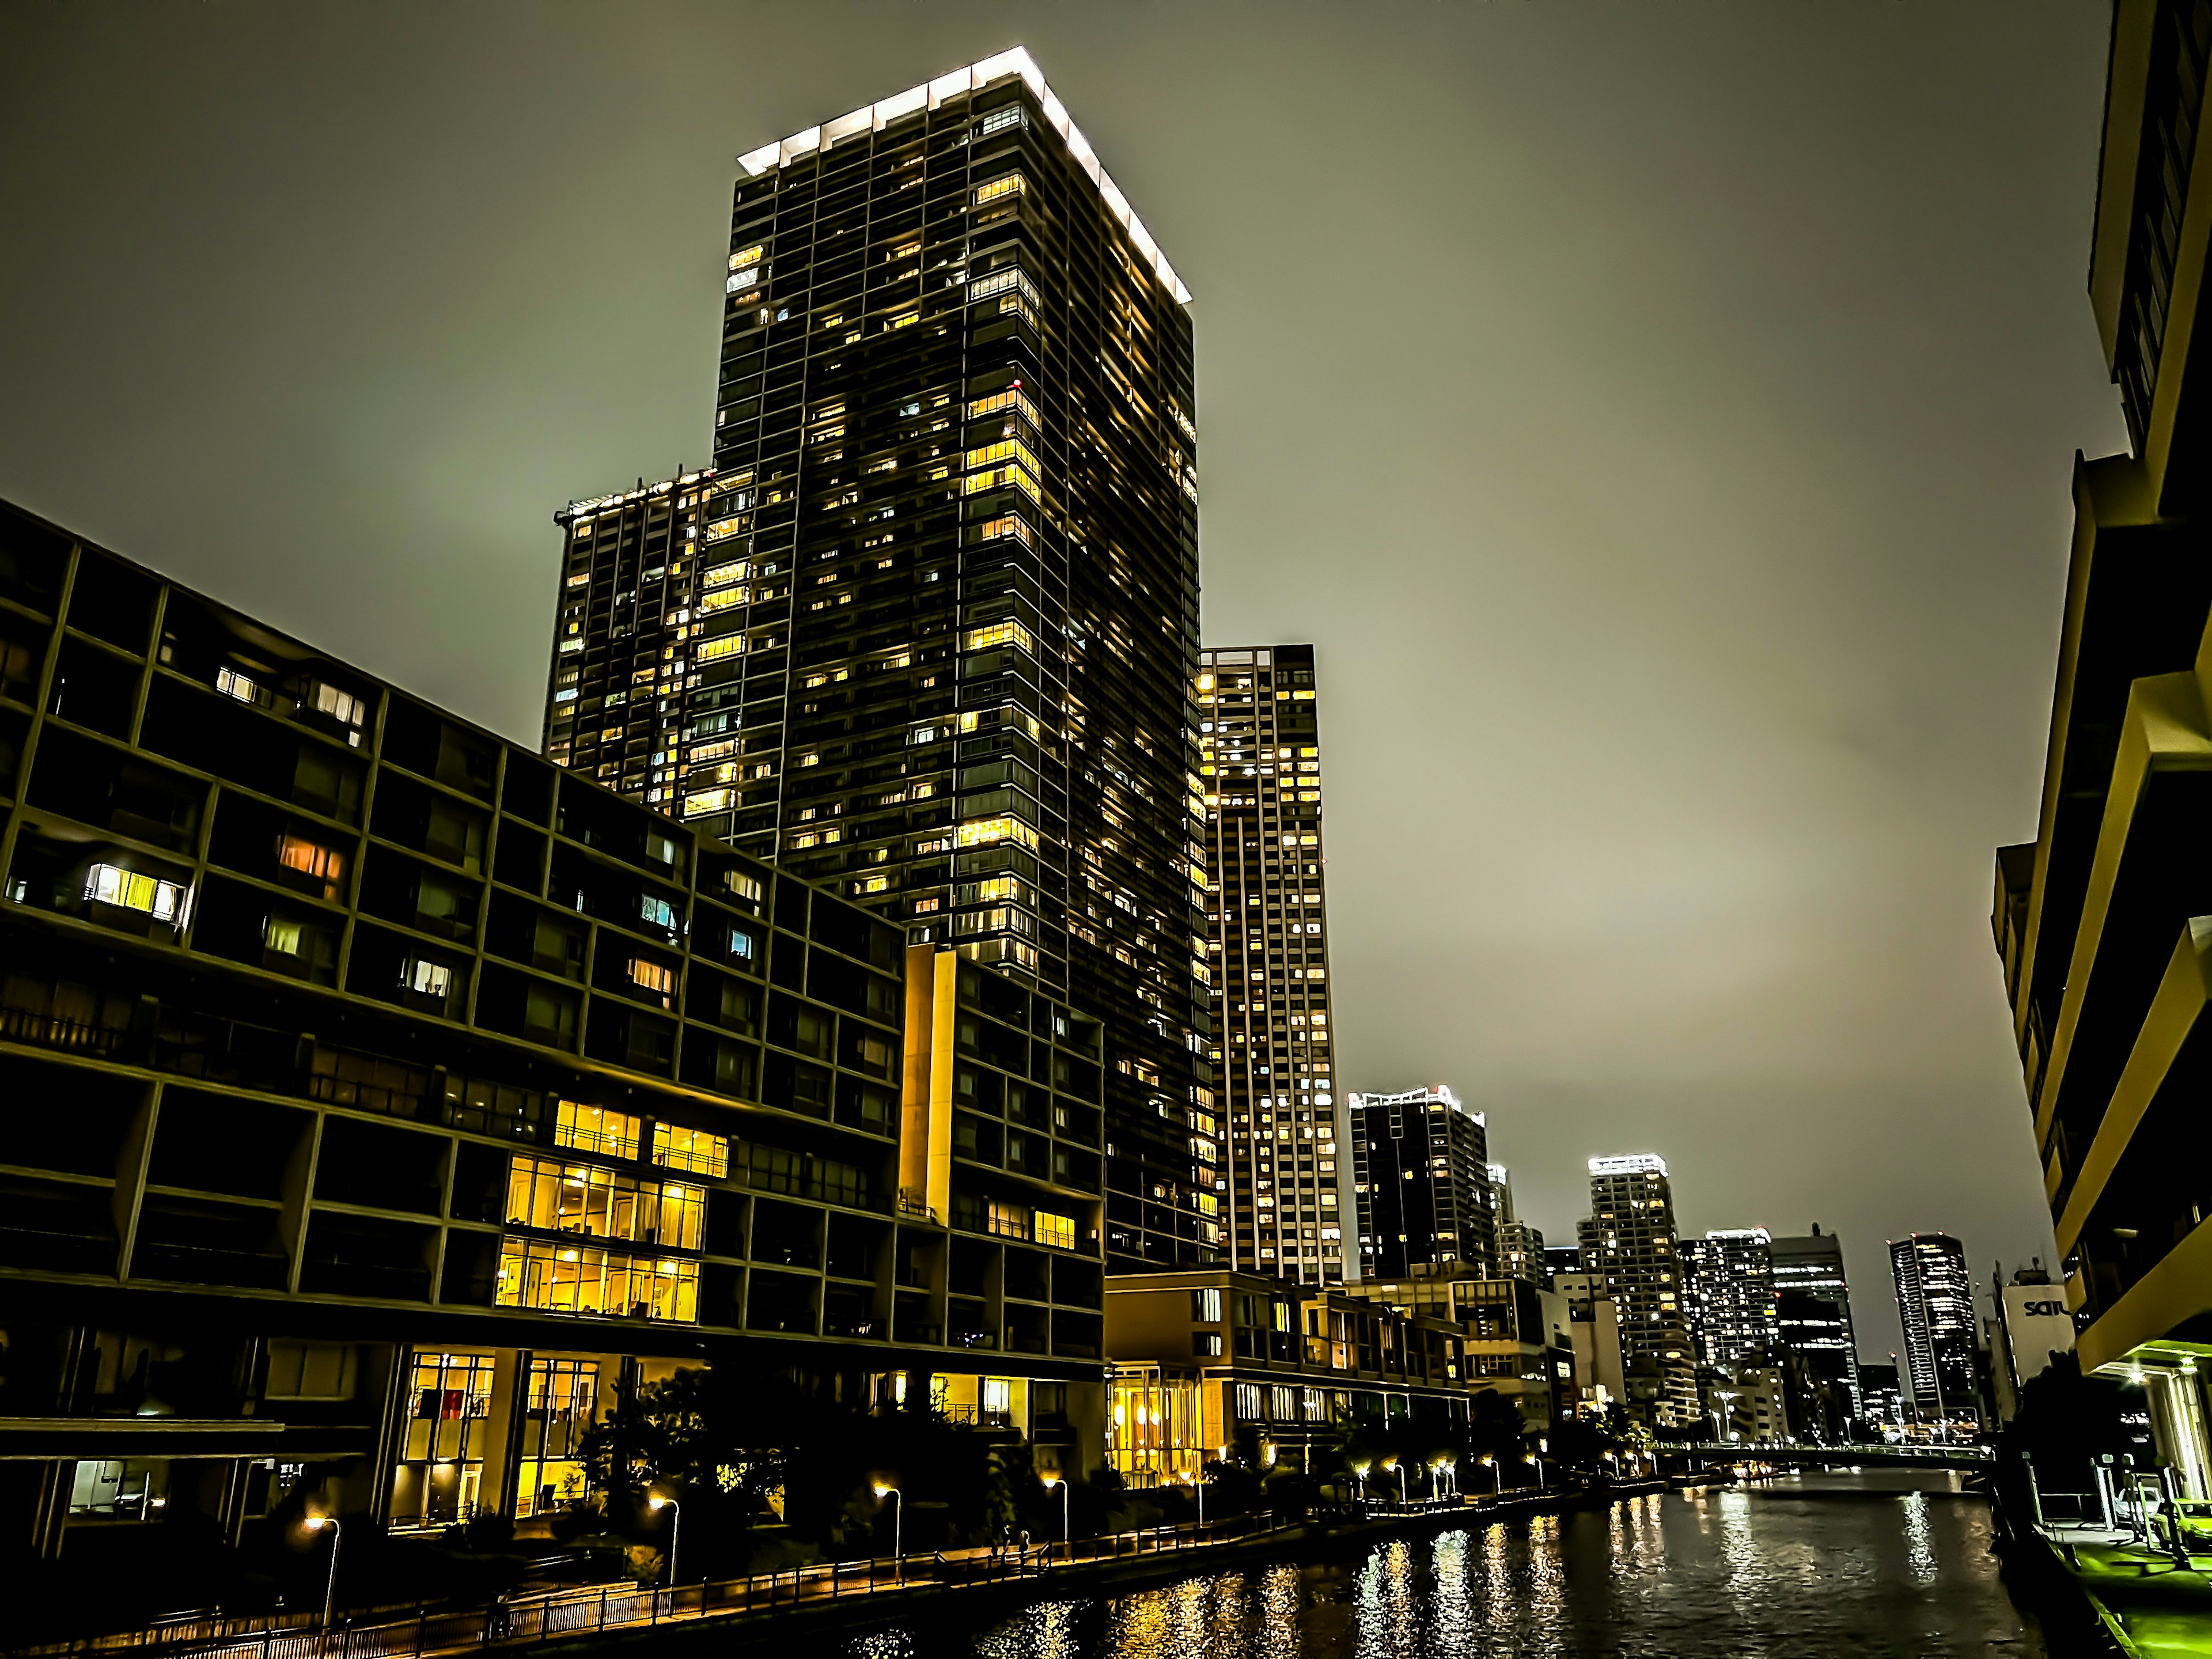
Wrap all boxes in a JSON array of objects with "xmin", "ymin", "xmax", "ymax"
[{"xmin": 10, "ymin": 1519, "xmax": 1278, "ymax": 1659}]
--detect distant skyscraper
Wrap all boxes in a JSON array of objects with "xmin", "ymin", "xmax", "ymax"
[
  {"xmin": 1490, "ymin": 1163, "xmax": 1547, "ymax": 1285},
  {"xmin": 1349, "ymin": 1085, "xmax": 1496, "ymax": 1280},
  {"xmin": 1577, "ymin": 1154, "xmax": 1698, "ymax": 1425},
  {"xmin": 541, "ymin": 49, "xmax": 1215, "ymax": 1272},
  {"xmin": 1889, "ymin": 1233, "xmax": 1978, "ymax": 1430},
  {"xmin": 1771, "ymin": 1225, "xmax": 1862, "ymax": 1420},
  {"xmin": 1682, "ymin": 1228, "xmax": 1777, "ymax": 1366},
  {"xmin": 1198, "ymin": 643, "xmax": 1340, "ymax": 1283}
]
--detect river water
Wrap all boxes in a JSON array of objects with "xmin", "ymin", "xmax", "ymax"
[{"xmin": 841, "ymin": 1471, "xmax": 2046, "ymax": 1659}]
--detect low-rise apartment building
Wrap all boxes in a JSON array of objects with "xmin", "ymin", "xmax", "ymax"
[
  {"xmin": 1342, "ymin": 1268, "xmax": 1577, "ymax": 1432},
  {"xmin": 1101, "ymin": 1269, "xmax": 1474, "ymax": 1485},
  {"xmin": 0, "ymin": 501, "xmax": 1107, "ymax": 1560}
]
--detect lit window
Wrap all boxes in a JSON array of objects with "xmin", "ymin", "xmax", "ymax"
[
  {"xmin": 695, "ymin": 636, "xmax": 744, "ymax": 663},
  {"xmin": 402, "ymin": 957, "xmax": 452, "ymax": 998},
  {"xmin": 264, "ymin": 918, "xmax": 303, "ymax": 956},
  {"xmin": 956, "ymin": 816, "xmax": 1040, "ymax": 851},
  {"xmin": 1034, "ymin": 1211, "xmax": 1075, "ymax": 1250},
  {"xmin": 974, "ymin": 173, "xmax": 1025, "ymax": 207},
  {"xmin": 275, "ymin": 834, "xmax": 345, "ymax": 895},
  {"xmin": 729, "ymin": 243, "xmax": 764, "ymax": 271},
  {"xmin": 976, "ymin": 106, "xmax": 1023, "ymax": 137},
  {"xmin": 629, "ymin": 959, "xmax": 676, "ymax": 1002},
  {"xmin": 961, "ymin": 620, "xmax": 1035, "ymax": 654},
  {"xmin": 555, "ymin": 1101, "xmax": 641, "ymax": 1160},
  {"xmin": 84, "ymin": 863, "xmax": 188, "ymax": 924},
  {"xmin": 639, "ymin": 895, "xmax": 678, "ymax": 931},
  {"xmin": 215, "ymin": 665, "xmax": 266, "ymax": 705},
  {"xmin": 978, "ymin": 514, "xmax": 1032, "ymax": 547},
  {"xmin": 652, "ymin": 1123, "xmax": 729, "ymax": 1179},
  {"xmin": 683, "ymin": 788, "xmax": 733, "ymax": 817}
]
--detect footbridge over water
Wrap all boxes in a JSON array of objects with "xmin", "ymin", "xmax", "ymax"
[{"xmin": 1672, "ymin": 1441, "xmax": 1992, "ymax": 1472}]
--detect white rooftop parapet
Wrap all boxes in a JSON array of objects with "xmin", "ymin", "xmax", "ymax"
[
  {"xmin": 733, "ymin": 46, "xmax": 1192, "ymax": 306},
  {"xmin": 1589, "ymin": 1154, "xmax": 1670, "ymax": 1178}
]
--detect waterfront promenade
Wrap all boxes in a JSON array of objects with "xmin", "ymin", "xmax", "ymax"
[{"xmin": 6, "ymin": 1481, "xmax": 1698, "ymax": 1659}]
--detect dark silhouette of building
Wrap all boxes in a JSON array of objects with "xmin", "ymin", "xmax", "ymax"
[
  {"xmin": 1771, "ymin": 1224, "xmax": 1863, "ymax": 1427},
  {"xmin": 1349, "ymin": 1085, "xmax": 1495, "ymax": 1280}
]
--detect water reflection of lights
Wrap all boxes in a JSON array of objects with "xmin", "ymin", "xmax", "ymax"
[{"xmin": 1902, "ymin": 1491, "xmax": 1937, "ymax": 1586}]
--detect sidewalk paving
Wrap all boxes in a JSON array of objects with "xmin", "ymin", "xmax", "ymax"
[{"xmin": 2046, "ymin": 1533, "xmax": 2212, "ymax": 1658}]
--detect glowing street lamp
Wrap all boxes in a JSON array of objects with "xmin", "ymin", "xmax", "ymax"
[
  {"xmin": 1381, "ymin": 1457, "xmax": 1406, "ymax": 1506},
  {"xmin": 1525, "ymin": 1450, "xmax": 1545, "ymax": 1488},
  {"xmin": 1040, "ymin": 1473, "xmax": 1070, "ymax": 1558},
  {"xmin": 1350, "ymin": 1461, "xmax": 1371, "ymax": 1503},
  {"xmin": 647, "ymin": 1494, "xmax": 680, "ymax": 1586},
  {"xmin": 873, "ymin": 1483, "xmax": 903, "ymax": 1580},
  {"xmin": 303, "ymin": 1516, "xmax": 343, "ymax": 1635}
]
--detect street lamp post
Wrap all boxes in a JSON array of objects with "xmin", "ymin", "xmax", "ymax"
[
  {"xmin": 873, "ymin": 1483, "xmax": 903, "ymax": 1581},
  {"xmin": 1350, "ymin": 1461, "xmax": 1370, "ymax": 1506},
  {"xmin": 1714, "ymin": 1392, "xmax": 1740, "ymax": 1445},
  {"xmin": 1382, "ymin": 1459, "xmax": 1406, "ymax": 1507},
  {"xmin": 1477, "ymin": 1454, "xmax": 1495, "ymax": 1497},
  {"xmin": 647, "ymin": 1495, "xmax": 681, "ymax": 1587},
  {"xmin": 1041, "ymin": 1474, "xmax": 1070, "ymax": 1559},
  {"xmin": 304, "ymin": 1516, "xmax": 343, "ymax": 1636}
]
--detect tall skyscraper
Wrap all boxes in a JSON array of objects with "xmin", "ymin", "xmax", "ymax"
[
  {"xmin": 1196, "ymin": 643, "xmax": 1340, "ymax": 1282},
  {"xmin": 1349, "ymin": 1085, "xmax": 1496, "ymax": 1280},
  {"xmin": 543, "ymin": 50, "xmax": 1215, "ymax": 1271},
  {"xmin": 1770, "ymin": 1225, "xmax": 1861, "ymax": 1421},
  {"xmin": 1577, "ymin": 1154, "xmax": 1698, "ymax": 1425},
  {"xmin": 1490, "ymin": 1163, "xmax": 1547, "ymax": 1285},
  {"xmin": 1888, "ymin": 1232, "xmax": 1978, "ymax": 1431},
  {"xmin": 1681, "ymin": 1228, "xmax": 1778, "ymax": 1366}
]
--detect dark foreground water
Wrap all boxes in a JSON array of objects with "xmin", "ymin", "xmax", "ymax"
[{"xmin": 841, "ymin": 1471, "xmax": 2046, "ymax": 1659}]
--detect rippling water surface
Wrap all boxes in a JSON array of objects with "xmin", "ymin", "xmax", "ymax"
[{"xmin": 840, "ymin": 1471, "xmax": 2045, "ymax": 1659}]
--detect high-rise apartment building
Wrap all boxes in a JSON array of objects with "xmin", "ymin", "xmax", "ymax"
[
  {"xmin": 1990, "ymin": 0, "xmax": 2212, "ymax": 1500},
  {"xmin": 1576, "ymin": 1154, "xmax": 1698, "ymax": 1425},
  {"xmin": 541, "ymin": 50, "xmax": 1215, "ymax": 1272},
  {"xmin": 1888, "ymin": 1233, "xmax": 1978, "ymax": 1432},
  {"xmin": 1349, "ymin": 1085, "xmax": 1496, "ymax": 1281},
  {"xmin": 1196, "ymin": 643, "xmax": 1340, "ymax": 1282},
  {"xmin": 1681, "ymin": 1228, "xmax": 1778, "ymax": 1367},
  {"xmin": 0, "ymin": 500, "xmax": 1110, "ymax": 1560},
  {"xmin": 1770, "ymin": 1225, "xmax": 1861, "ymax": 1421},
  {"xmin": 1490, "ymin": 1164, "xmax": 1547, "ymax": 1285}
]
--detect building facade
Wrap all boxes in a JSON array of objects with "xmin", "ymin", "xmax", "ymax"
[
  {"xmin": 1990, "ymin": 0, "xmax": 2212, "ymax": 1501},
  {"xmin": 1681, "ymin": 1228, "xmax": 1778, "ymax": 1367},
  {"xmin": 1988, "ymin": 1263, "xmax": 2077, "ymax": 1424},
  {"xmin": 1101, "ymin": 1269, "xmax": 1473, "ymax": 1487},
  {"xmin": 1345, "ymin": 1269, "xmax": 1576, "ymax": 1431},
  {"xmin": 1888, "ymin": 1233, "xmax": 1979, "ymax": 1434},
  {"xmin": 1769, "ymin": 1226, "xmax": 1862, "ymax": 1426},
  {"xmin": 1490, "ymin": 1164, "xmax": 1547, "ymax": 1285},
  {"xmin": 1195, "ymin": 645, "xmax": 1341, "ymax": 1282},
  {"xmin": 1349, "ymin": 1085, "xmax": 1496, "ymax": 1281},
  {"xmin": 541, "ymin": 49, "xmax": 1215, "ymax": 1275},
  {"xmin": 1575, "ymin": 1156, "xmax": 1698, "ymax": 1426},
  {"xmin": 0, "ymin": 502, "xmax": 1107, "ymax": 1560}
]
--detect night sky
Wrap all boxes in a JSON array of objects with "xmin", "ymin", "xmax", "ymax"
[{"xmin": 1, "ymin": 3, "xmax": 2121, "ymax": 1358}]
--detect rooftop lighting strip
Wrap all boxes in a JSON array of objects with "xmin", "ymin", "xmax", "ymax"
[{"xmin": 736, "ymin": 46, "xmax": 1193, "ymax": 308}]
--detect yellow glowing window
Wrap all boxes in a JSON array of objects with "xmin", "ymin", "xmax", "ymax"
[
  {"xmin": 703, "ymin": 559, "xmax": 749, "ymax": 588},
  {"xmin": 891, "ymin": 240, "xmax": 920, "ymax": 259},
  {"xmin": 963, "ymin": 464, "xmax": 1039, "ymax": 502},
  {"xmin": 729, "ymin": 244, "xmax": 764, "ymax": 271},
  {"xmin": 961, "ymin": 620, "xmax": 1035, "ymax": 654},
  {"xmin": 695, "ymin": 636, "xmax": 744, "ymax": 663},
  {"xmin": 979, "ymin": 514, "xmax": 1032, "ymax": 546},
  {"xmin": 683, "ymin": 789, "xmax": 733, "ymax": 817},
  {"xmin": 628, "ymin": 959, "xmax": 676, "ymax": 999},
  {"xmin": 857, "ymin": 874, "xmax": 891, "ymax": 894},
  {"xmin": 966, "ymin": 389, "xmax": 1039, "ymax": 426},
  {"xmin": 555, "ymin": 1101, "xmax": 641, "ymax": 1160},
  {"xmin": 974, "ymin": 173, "xmax": 1025, "ymax": 207},
  {"xmin": 698, "ymin": 586, "xmax": 747, "ymax": 613},
  {"xmin": 495, "ymin": 1238, "xmax": 699, "ymax": 1323},
  {"xmin": 263, "ymin": 918, "xmax": 303, "ymax": 956},
  {"xmin": 988, "ymin": 1201, "xmax": 1028, "ymax": 1240},
  {"xmin": 84, "ymin": 863, "xmax": 187, "ymax": 922},
  {"xmin": 957, "ymin": 816, "xmax": 1039, "ymax": 851},
  {"xmin": 652, "ymin": 1123, "xmax": 729, "ymax": 1179},
  {"xmin": 887, "ymin": 308, "xmax": 918, "ymax": 331},
  {"xmin": 964, "ymin": 438, "xmax": 1040, "ymax": 476},
  {"xmin": 1034, "ymin": 1211, "xmax": 1076, "ymax": 1250}
]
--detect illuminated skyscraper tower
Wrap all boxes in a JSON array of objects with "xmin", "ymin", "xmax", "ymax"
[
  {"xmin": 543, "ymin": 50, "xmax": 1215, "ymax": 1269},
  {"xmin": 1197, "ymin": 643, "xmax": 1340, "ymax": 1281},
  {"xmin": 1889, "ymin": 1232, "xmax": 1978, "ymax": 1431}
]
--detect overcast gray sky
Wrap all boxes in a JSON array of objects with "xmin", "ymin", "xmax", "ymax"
[{"xmin": 1, "ymin": 2, "xmax": 2119, "ymax": 1358}]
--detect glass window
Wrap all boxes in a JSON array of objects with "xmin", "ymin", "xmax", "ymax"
[
  {"xmin": 652, "ymin": 1123, "xmax": 729, "ymax": 1179},
  {"xmin": 84, "ymin": 863, "xmax": 187, "ymax": 923},
  {"xmin": 1034, "ymin": 1210, "xmax": 1075, "ymax": 1250},
  {"xmin": 555, "ymin": 1101, "xmax": 640, "ymax": 1159}
]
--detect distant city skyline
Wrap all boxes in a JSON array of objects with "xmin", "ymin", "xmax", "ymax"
[{"xmin": 0, "ymin": 4, "xmax": 2097, "ymax": 1364}]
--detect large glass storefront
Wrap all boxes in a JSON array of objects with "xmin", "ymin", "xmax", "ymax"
[
  {"xmin": 514, "ymin": 1357, "xmax": 600, "ymax": 1519},
  {"xmin": 391, "ymin": 1351, "xmax": 496, "ymax": 1528}
]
